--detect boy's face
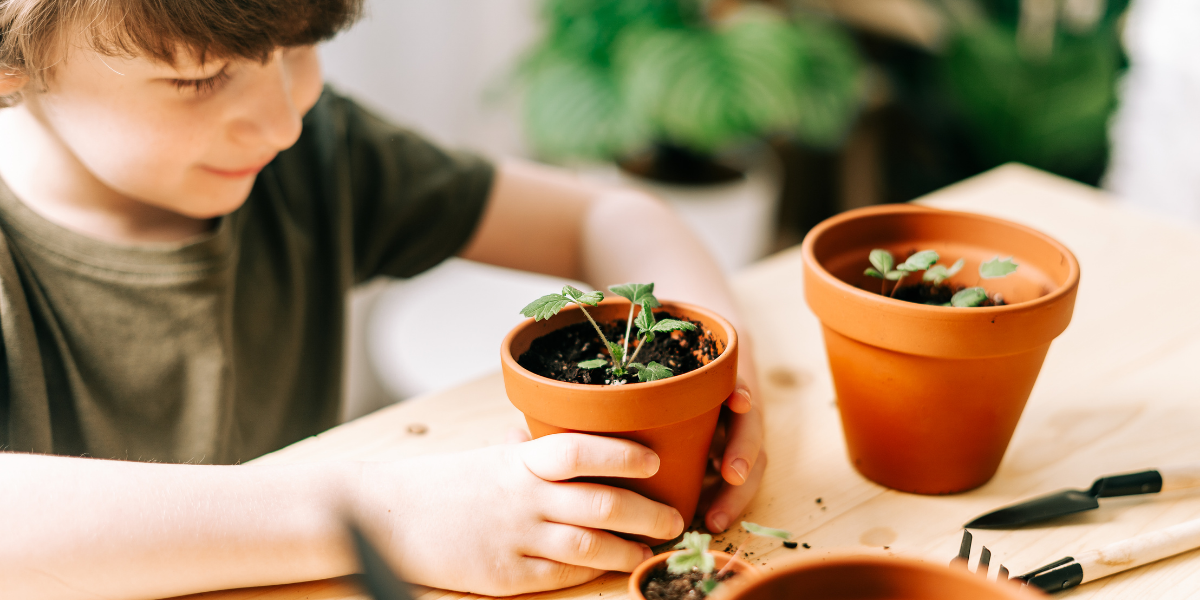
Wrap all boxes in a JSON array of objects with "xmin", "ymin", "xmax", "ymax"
[{"xmin": 21, "ymin": 43, "xmax": 323, "ymax": 219}]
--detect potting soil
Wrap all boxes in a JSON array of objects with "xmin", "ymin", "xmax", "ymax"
[{"xmin": 642, "ymin": 566, "xmax": 737, "ymax": 600}]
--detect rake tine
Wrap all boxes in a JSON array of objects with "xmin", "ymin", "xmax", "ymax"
[
  {"xmin": 998, "ymin": 565, "xmax": 1010, "ymax": 581},
  {"xmin": 951, "ymin": 530, "xmax": 972, "ymax": 568},
  {"xmin": 978, "ymin": 547, "xmax": 992, "ymax": 577}
]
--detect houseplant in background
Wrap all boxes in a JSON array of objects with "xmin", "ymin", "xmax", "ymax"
[
  {"xmin": 802, "ymin": 204, "xmax": 1080, "ymax": 495},
  {"xmin": 501, "ymin": 283, "xmax": 739, "ymax": 544},
  {"xmin": 515, "ymin": 0, "xmax": 863, "ymax": 271}
]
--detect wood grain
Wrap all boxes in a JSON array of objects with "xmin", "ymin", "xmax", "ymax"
[{"xmin": 178, "ymin": 164, "xmax": 1200, "ymax": 600}]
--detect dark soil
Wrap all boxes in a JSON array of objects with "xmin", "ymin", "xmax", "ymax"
[
  {"xmin": 517, "ymin": 312, "xmax": 723, "ymax": 385},
  {"xmin": 891, "ymin": 281, "xmax": 1005, "ymax": 306},
  {"xmin": 642, "ymin": 566, "xmax": 737, "ymax": 600}
]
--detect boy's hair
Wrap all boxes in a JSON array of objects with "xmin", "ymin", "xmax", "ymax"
[{"xmin": 0, "ymin": 0, "xmax": 363, "ymax": 107}]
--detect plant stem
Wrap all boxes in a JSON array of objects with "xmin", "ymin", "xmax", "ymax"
[
  {"xmin": 622, "ymin": 302, "xmax": 636, "ymax": 364},
  {"xmin": 889, "ymin": 275, "xmax": 904, "ymax": 299},
  {"xmin": 575, "ymin": 303, "xmax": 617, "ymax": 367}
]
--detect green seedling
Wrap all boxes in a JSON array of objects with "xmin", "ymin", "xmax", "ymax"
[
  {"xmin": 519, "ymin": 282, "xmax": 696, "ymax": 383},
  {"xmin": 667, "ymin": 531, "xmax": 721, "ymax": 595},
  {"xmin": 713, "ymin": 521, "xmax": 794, "ymax": 579},
  {"xmin": 865, "ymin": 250, "xmax": 1019, "ymax": 307}
]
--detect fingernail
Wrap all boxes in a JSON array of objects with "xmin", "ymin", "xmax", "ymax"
[
  {"xmin": 731, "ymin": 458, "xmax": 749, "ymax": 484},
  {"xmin": 711, "ymin": 512, "xmax": 729, "ymax": 532},
  {"xmin": 642, "ymin": 545, "xmax": 654, "ymax": 561},
  {"xmin": 643, "ymin": 452, "xmax": 661, "ymax": 476},
  {"xmin": 736, "ymin": 387, "xmax": 752, "ymax": 404},
  {"xmin": 673, "ymin": 511, "xmax": 685, "ymax": 535}
]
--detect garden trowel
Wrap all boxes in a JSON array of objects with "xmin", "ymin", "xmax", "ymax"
[{"xmin": 965, "ymin": 464, "xmax": 1200, "ymax": 529}]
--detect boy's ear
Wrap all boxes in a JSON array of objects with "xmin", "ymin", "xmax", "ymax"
[{"xmin": 0, "ymin": 72, "xmax": 28, "ymax": 96}]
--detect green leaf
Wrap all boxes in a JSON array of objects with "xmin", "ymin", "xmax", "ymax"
[
  {"xmin": 946, "ymin": 258, "xmax": 965, "ymax": 277},
  {"xmin": 627, "ymin": 362, "xmax": 646, "ymax": 371},
  {"xmin": 885, "ymin": 270, "xmax": 904, "ymax": 281},
  {"xmin": 635, "ymin": 361, "xmax": 674, "ymax": 382},
  {"xmin": 923, "ymin": 260, "xmax": 963, "ymax": 285},
  {"xmin": 864, "ymin": 268, "xmax": 884, "ymax": 279},
  {"xmin": 606, "ymin": 342, "xmax": 625, "ymax": 365},
  {"xmin": 697, "ymin": 578, "xmax": 720, "ymax": 594},
  {"xmin": 980, "ymin": 257, "xmax": 1019, "ymax": 279},
  {"xmin": 742, "ymin": 521, "xmax": 792, "ymax": 540},
  {"xmin": 519, "ymin": 294, "xmax": 571, "ymax": 321},
  {"xmin": 578, "ymin": 358, "xmax": 608, "ymax": 369},
  {"xmin": 561, "ymin": 285, "xmax": 603, "ymax": 306},
  {"xmin": 668, "ymin": 532, "xmax": 714, "ymax": 575},
  {"xmin": 951, "ymin": 287, "xmax": 988, "ymax": 307},
  {"xmin": 897, "ymin": 250, "xmax": 939, "ymax": 272},
  {"xmin": 868, "ymin": 249, "xmax": 894, "ymax": 274},
  {"xmin": 609, "ymin": 283, "xmax": 661, "ymax": 308},
  {"xmin": 635, "ymin": 306, "xmax": 657, "ymax": 331},
  {"xmin": 650, "ymin": 319, "xmax": 697, "ymax": 333}
]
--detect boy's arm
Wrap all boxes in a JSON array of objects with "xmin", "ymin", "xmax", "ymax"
[
  {"xmin": 2, "ymin": 434, "xmax": 682, "ymax": 599},
  {"xmin": 460, "ymin": 159, "xmax": 766, "ymax": 533}
]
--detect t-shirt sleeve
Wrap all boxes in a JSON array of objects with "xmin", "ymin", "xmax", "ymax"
[{"xmin": 330, "ymin": 91, "xmax": 495, "ymax": 282}]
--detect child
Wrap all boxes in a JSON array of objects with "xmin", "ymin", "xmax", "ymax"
[{"xmin": 0, "ymin": 1, "xmax": 764, "ymax": 598}]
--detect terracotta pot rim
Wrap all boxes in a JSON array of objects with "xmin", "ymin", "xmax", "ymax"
[
  {"xmin": 721, "ymin": 552, "xmax": 1036, "ymax": 600},
  {"xmin": 628, "ymin": 550, "xmax": 760, "ymax": 600},
  {"xmin": 801, "ymin": 204, "xmax": 1081, "ymax": 318},
  {"xmin": 500, "ymin": 299, "xmax": 738, "ymax": 394}
]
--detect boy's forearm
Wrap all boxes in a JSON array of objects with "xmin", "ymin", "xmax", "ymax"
[{"xmin": 0, "ymin": 453, "xmax": 358, "ymax": 600}]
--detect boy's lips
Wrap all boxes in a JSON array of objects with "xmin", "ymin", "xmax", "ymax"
[{"xmin": 201, "ymin": 158, "xmax": 275, "ymax": 178}]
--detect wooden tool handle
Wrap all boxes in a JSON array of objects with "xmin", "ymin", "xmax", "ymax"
[
  {"xmin": 1159, "ymin": 464, "xmax": 1200, "ymax": 493},
  {"xmin": 1076, "ymin": 517, "xmax": 1200, "ymax": 583}
]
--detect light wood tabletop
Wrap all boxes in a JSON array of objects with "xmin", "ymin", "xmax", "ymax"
[{"xmin": 177, "ymin": 164, "xmax": 1200, "ymax": 600}]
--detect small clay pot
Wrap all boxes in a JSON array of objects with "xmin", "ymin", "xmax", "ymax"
[
  {"xmin": 721, "ymin": 554, "xmax": 1039, "ymax": 600},
  {"xmin": 501, "ymin": 299, "xmax": 739, "ymax": 544},
  {"xmin": 802, "ymin": 205, "xmax": 1080, "ymax": 494},
  {"xmin": 629, "ymin": 550, "xmax": 760, "ymax": 600}
]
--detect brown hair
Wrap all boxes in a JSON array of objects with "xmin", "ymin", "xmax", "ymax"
[{"xmin": 0, "ymin": 0, "xmax": 363, "ymax": 106}]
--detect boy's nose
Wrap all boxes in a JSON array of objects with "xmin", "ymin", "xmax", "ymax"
[{"xmin": 231, "ymin": 50, "xmax": 305, "ymax": 151}]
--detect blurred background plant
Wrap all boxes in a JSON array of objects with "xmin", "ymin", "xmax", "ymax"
[{"xmin": 516, "ymin": 0, "xmax": 864, "ymax": 169}]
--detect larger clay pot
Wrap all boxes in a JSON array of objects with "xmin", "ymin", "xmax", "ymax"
[
  {"xmin": 802, "ymin": 205, "xmax": 1079, "ymax": 494},
  {"xmin": 722, "ymin": 555, "xmax": 1039, "ymax": 600},
  {"xmin": 501, "ymin": 299, "xmax": 738, "ymax": 544}
]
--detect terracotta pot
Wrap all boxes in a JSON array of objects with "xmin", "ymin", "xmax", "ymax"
[
  {"xmin": 629, "ymin": 550, "xmax": 760, "ymax": 600},
  {"xmin": 802, "ymin": 205, "xmax": 1080, "ymax": 494},
  {"xmin": 722, "ymin": 554, "xmax": 1039, "ymax": 600},
  {"xmin": 501, "ymin": 299, "xmax": 738, "ymax": 544}
]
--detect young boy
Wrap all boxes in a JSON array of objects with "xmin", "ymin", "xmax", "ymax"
[{"xmin": 0, "ymin": 1, "xmax": 764, "ymax": 598}]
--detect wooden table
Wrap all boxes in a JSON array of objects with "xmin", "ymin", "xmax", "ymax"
[{"xmin": 181, "ymin": 164, "xmax": 1200, "ymax": 600}]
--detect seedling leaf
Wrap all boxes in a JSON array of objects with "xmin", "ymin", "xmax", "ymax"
[
  {"xmin": 519, "ymin": 294, "xmax": 571, "ymax": 321},
  {"xmin": 923, "ymin": 259, "xmax": 964, "ymax": 285},
  {"xmin": 609, "ymin": 283, "xmax": 661, "ymax": 308},
  {"xmin": 980, "ymin": 257, "xmax": 1018, "ymax": 279},
  {"xmin": 635, "ymin": 306, "xmax": 657, "ymax": 331},
  {"xmin": 865, "ymin": 268, "xmax": 884, "ymax": 279},
  {"xmin": 668, "ymin": 532, "xmax": 715, "ymax": 575},
  {"xmin": 951, "ymin": 287, "xmax": 988, "ymax": 307},
  {"xmin": 743, "ymin": 521, "xmax": 792, "ymax": 540},
  {"xmin": 561, "ymin": 285, "xmax": 603, "ymax": 306},
  {"xmin": 606, "ymin": 342, "xmax": 625, "ymax": 365},
  {"xmin": 578, "ymin": 358, "xmax": 607, "ymax": 369},
  {"xmin": 634, "ymin": 361, "xmax": 674, "ymax": 382},
  {"xmin": 885, "ymin": 270, "xmax": 904, "ymax": 281},
  {"xmin": 946, "ymin": 258, "xmax": 965, "ymax": 277},
  {"xmin": 869, "ymin": 249, "xmax": 894, "ymax": 274},
  {"xmin": 697, "ymin": 578, "xmax": 720, "ymax": 594},
  {"xmin": 650, "ymin": 319, "xmax": 696, "ymax": 333},
  {"xmin": 897, "ymin": 250, "xmax": 939, "ymax": 272}
]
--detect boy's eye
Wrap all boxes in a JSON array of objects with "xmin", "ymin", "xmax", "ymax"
[{"xmin": 169, "ymin": 67, "xmax": 230, "ymax": 96}]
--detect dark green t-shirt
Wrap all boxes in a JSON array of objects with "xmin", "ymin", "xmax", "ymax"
[{"xmin": 0, "ymin": 88, "xmax": 494, "ymax": 464}]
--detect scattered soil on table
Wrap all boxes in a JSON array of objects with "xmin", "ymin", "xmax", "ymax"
[
  {"xmin": 518, "ymin": 312, "xmax": 723, "ymax": 385},
  {"xmin": 642, "ymin": 566, "xmax": 738, "ymax": 600},
  {"xmin": 889, "ymin": 281, "xmax": 1006, "ymax": 306}
]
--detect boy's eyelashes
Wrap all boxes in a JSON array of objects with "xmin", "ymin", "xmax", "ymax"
[{"xmin": 169, "ymin": 67, "xmax": 231, "ymax": 96}]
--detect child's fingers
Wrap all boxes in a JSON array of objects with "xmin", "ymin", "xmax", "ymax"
[
  {"xmin": 724, "ymin": 378, "xmax": 753, "ymax": 414},
  {"xmin": 704, "ymin": 449, "xmax": 768, "ymax": 533},
  {"xmin": 506, "ymin": 427, "xmax": 532, "ymax": 444},
  {"xmin": 519, "ymin": 557, "xmax": 606, "ymax": 592},
  {"xmin": 518, "ymin": 433, "xmax": 659, "ymax": 481},
  {"xmin": 541, "ymin": 482, "xmax": 684, "ymax": 541},
  {"xmin": 527, "ymin": 522, "xmax": 652, "ymax": 573},
  {"xmin": 719, "ymin": 404, "xmax": 763, "ymax": 486}
]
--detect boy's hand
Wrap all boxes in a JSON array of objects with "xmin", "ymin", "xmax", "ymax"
[
  {"xmin": 352, "ymin": 433, "xmax": 683, "ymax": 596},
  {"xmin": 702, "ymin": 377, "xmax": 766, "ymax": 533}
]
